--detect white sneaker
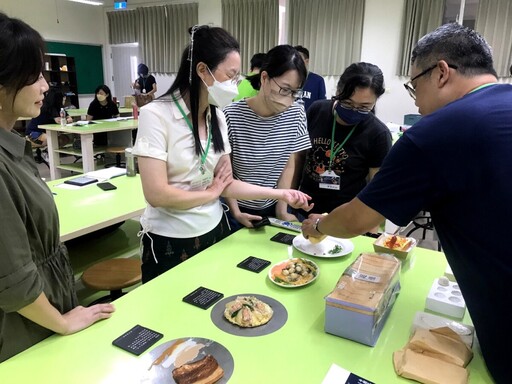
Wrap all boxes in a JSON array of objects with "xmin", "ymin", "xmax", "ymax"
[{"xmin": 41, "ymin": 150, "xmax": 49, "ymax": 163}]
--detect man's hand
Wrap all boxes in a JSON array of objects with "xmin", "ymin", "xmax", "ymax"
[{"xmin": 301, "ymin": 213, "xmax": 325, "ymax": 240}]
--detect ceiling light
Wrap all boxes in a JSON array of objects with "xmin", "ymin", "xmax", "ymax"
[{"xmin": 69, "ymin": 0, "xmax": 104, "ymax": 5}]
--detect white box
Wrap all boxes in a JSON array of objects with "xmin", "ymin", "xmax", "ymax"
[{"xmin": 425, "ymin": 278, "xmax": 466, "ymax": 319}]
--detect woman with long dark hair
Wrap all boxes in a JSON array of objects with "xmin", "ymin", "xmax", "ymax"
[
  {"xmin": 132, "ymin": 26, "xmax": 312, "ymax": 283},
  {"xmin": 25, "ymin": 87, "xmax": 72, "ymax": 145}
]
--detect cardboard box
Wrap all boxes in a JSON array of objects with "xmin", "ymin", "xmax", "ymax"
[
  {"xmin": 325, "ymin": 253, "xmax": 401, "ymax": 346},
  {"xmin": 124, "ymin": 95, "xmax": 135, "ymax": 108}
]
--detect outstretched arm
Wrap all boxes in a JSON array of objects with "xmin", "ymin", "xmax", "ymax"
[{"xmin": 302, "ymin": 197, "xmax": 384, "ymax": 239}]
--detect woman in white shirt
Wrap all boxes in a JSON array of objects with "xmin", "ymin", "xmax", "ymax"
[{"xmin": 133, "ymin": 26, "xmax": 312, "ymax": 283}]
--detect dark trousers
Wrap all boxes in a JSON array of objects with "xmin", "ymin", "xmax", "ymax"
[{"xmin": 140, "ymin": 216, "xmax": 230, "ymax": 283}]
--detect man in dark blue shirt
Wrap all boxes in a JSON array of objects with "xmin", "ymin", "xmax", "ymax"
[
  {"xmin": 303, "ymin": 23, "xmax": 510, "ymax": 384},
  {"xmin": 294, "ymin": 46, "xmax": 326, "ymax": 111}
]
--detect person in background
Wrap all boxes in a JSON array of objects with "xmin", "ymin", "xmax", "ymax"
[
  {"xmin": 25, "ymin": 87, "xmax": 72, "ymax": 146},
  {"xmin": 295, "ymin": 62, "xmax": 391, "ymax": 223},
  {"xmin": 132, "ymin": 26, "xmax": 312, "ymax": 283},
  {"xmin": 0, "ymin": 12, "xmax": 114, "ymax": 363},
  {"xmin": 86, "ymin": 84, "xmax": 120, "ymax": 147},
  {"xmin": 223, "ymin": 45, "xmax": 311, "ymax": 230},
  {"xmin": 302, "ymin": 23, "xmax": 510, "ymax": 384},
  {"xmin": 294, "ymin": 45, "xmax": 326, "ymax": 111},
  {"xmin": 233, "ymin": 52, "xmax": 266, "ymax": 101},
  {"xmin": 133, "ymin": 63, "xmax": 157, "ymax": 98},
  {"xmin": 86, "ymin": 85, "xmax": 119, "ymax": 121}
]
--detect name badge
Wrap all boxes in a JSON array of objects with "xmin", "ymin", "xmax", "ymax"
[
  {"xmin": 319, "ymin": 170, "xmax": 340, "ymax": 190},
  {"xmin": 190, "ymin": 170, "xmax": 213, "ymax": 190}
]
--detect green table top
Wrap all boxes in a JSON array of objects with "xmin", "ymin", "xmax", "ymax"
[
  {"xmin": 47, "ymin": 175, "xmax": 145, "ymax": 242},
  {"xmin": 39, "ymin": 118, "xmax": 138, "ymax": 135},
  {"xmin": 0, "ymin": 228, "xmax": 492, "ymax": 383}
]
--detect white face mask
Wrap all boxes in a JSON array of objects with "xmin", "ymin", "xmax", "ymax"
[
  {"xmin": 96, "ymin": 94, "xmax": 107, "ymax": 102},
  {"xmin": 202, "ymin": 68, "xmax": 239, "ymax": 109}
]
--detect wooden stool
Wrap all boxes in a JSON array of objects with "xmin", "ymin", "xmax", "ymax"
[
  {"xmin": 105, "ymin": 146, "xmax": 125, "ymax": 168},
  {"xmin": 81, "ymin": 258, "xmax": 141, "ymax": 305}
]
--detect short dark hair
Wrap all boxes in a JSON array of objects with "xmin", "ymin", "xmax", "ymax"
[
  {"xmin": 94, "ymin": 84, "xmax": 114, "ymax": 104},
  {"xmin": 0, "ymin": 12, "xmax": 45, "ymax": 102},
  {"xmin": 247, "ymin": 45, "xmax": 307, "ymax": 91},
  {"xmin": 336, "ymin": 62, "xmax": 385, "ymax": 101},
  {"xmin": 294, "ymin": 45, "xmax": 309, "ymax": 60},
  {"xmin": 411, "ymin": 23, "xmax": 496, "ymax": 77},
  {"xmin": 250, "ymin": 53, "xmax": 266, "ymax": 71},
  {"xmin": 137, "ymin": 63, "xmax": 149, "ymax": 76},
  {"xmin": 162, "ymin": 25, "xmax": 240, "ymax": 156}
]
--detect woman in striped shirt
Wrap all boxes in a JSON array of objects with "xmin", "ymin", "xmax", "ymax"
[{"xmin": 224, "ymin": 45, "xmax": 311, "ymax": 230}]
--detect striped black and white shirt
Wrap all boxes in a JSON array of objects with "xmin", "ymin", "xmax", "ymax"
[{"xmin": 224, "ymin": 99, "xmax": 311, "ymax": 210}]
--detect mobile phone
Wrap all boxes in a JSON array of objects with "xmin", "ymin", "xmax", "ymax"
[
  {"xmin": 97, "ymin": 182, "xmax": 117, "ymax": 191},
  {"xmin": 64, "ymin": 176, "xmax": 98, "ymax": 186}
]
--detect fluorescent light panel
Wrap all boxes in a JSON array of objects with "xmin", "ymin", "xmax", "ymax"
[{"xmin": 69, "ymin": 0, "xmax": 104, "ymax": 5}]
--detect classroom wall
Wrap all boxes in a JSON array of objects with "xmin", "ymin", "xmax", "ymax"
[
  {"xmin": 3, "ymin": 0, "xmax": 509, "ymax": 123},
  {"xmin": 361, "ymin": 0, "xmax": 418, "ymax": 124}
]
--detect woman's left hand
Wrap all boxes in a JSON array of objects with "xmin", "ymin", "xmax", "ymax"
[{"xmin": 280, "ymin": 190, "xmax": 313, "ymax": 212}]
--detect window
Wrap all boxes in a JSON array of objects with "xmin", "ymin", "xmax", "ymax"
[{"xmin": 443, "ymin": 0, "xmax": 480, "ymax": 29}]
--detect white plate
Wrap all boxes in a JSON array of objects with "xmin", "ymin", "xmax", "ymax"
[
  {"xmin": 268, "ymin": 258, "xmax": 319, "ymax": 288},
  {"xmin": 293, "ymin": 234, "xmax": 354, "ymax": 258}
]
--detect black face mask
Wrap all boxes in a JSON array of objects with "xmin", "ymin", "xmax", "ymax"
[{"xmin": 334, "ymin": 102, "xmax": 371, "ymax": 125}]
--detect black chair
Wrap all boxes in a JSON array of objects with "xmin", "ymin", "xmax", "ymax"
[
  {"xmin": 406, "ymin": 211, "xmax": 442, "ymax": 251},
  {"xmin": 26, "ymin": 136, "xmax": 49, "ymax": 167}
]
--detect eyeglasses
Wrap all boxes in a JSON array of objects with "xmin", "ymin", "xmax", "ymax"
[
  {"xmin": 336, "ymin": 99, "xmax": 374, "ymax": 113},
  {"xmin": 208, "ymin": 66, "xmax": 240, "ymax": 85},
  {"xmin": 404, "ymin": 63, "xmax": 458, "ymax": 100},
  {"xmin": 271, "ymin": 78, "xmax": 303, "ymax": 99}
]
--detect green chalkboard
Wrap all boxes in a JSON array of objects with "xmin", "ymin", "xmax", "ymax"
[{"xmin": 45, "ymin": 41, "xmax": 104, "ymax": 94}]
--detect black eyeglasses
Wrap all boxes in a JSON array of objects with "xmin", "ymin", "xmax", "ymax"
[
  {"xmin": 335, "ymin": 98, "xmax": 374, "ymax": 113},
  {"xmin": 271, "ymin": 78, "xmax": 302, "ymax": 99},
  {"xmin": 404, "ymin": 63, "xmax": 458, "ymax": 100}
]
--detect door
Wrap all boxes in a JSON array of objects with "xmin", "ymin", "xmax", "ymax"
[{"xmin": 111, "ymin": 44, "xmax": 140, "ymax": 106}]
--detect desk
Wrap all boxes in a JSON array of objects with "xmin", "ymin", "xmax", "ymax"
[
  {"xmin": 40, "ymin": 118, "xmax": 138, "ymax": 180},
  {"xmin": 0, "ymin": 228, "xmax": 492, "ymax": 383},
  {"xmin": 47, "ymin": 175, "xmax": 145, "ymax": 242},
  {"xmin": 67, "ymin": 107, "xmax": 133, "ymax": 119}
]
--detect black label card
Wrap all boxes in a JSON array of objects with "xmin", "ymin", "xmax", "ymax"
[
  {"xmin": 270, "ymin": 232, "xmax": 296, "ymax": 245},
  {"xmin": 346, "ymin": 372, "xmax": 376, "ymax": 384},
  {"xmin": 112, "ymin": 325, "xmax": 163, "ymax": 356},
  {"xmin": 237, "ymin": 256, "xmax": 271, "ymax": 273},
  {"xmin": 182, "ymin": 286, "xmax": 224, "ymax": 310}
]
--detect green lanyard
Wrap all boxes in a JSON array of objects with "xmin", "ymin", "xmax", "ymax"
[
  {"xmin": 172, "ymin": 94, "xmax": 211, "ymax": 173},
  {"xmin": 329, "ymin": 116, "xmax": 357, "ymax": 170}
]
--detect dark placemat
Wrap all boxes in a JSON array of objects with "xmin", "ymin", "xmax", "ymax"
[{"xmin": 210, "ymin": 294, "xmax": 287, "ymax": 337}]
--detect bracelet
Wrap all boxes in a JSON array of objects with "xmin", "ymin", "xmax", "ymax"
[{"xmin": 314, "ymin": 218, "xmax": 324, "ymax": 234}]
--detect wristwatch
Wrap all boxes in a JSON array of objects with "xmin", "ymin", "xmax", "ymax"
[{"xmin": 314, "ymin": 218, "xmax": 323, "ymax": 234}]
